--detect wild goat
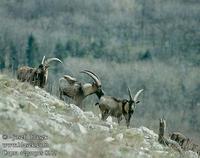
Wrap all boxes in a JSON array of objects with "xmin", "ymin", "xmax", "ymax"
[
  {"xmin": 169, "ymin": 132, "xmax": 187, "ymax": 147},
  {"xmin": 170, "ymin": 132, "xmax": 200, "ymax": 155},
  {"xmin": 96, "ymin": 88, "xmax": 143, "ymax": 127},
  {"xmin": 17, "ymin": 56, "xmax": 62, "ymax": 88},
  {"xmin": 158, "ymin": 118, "xmax": 182, "ymax": 153},
  {"xmin": 59, "ymin": 70, "xmax": 103, "ymax": 108}
]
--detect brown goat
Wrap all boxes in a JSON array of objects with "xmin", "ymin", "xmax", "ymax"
[
  {"xmin": 96, "ymin": 88, "xmax": 143, "ymax": 127},
  {"xmin": 17, "ymin": 56, "xmax": 62, "ymax": 88},
  {"xmin": 169, "ymin": 132, "xmax": 187, "ymax": 147},
  {"xmin": 170, "ymin": 132, "xmax": 200, "ymax": 155}
]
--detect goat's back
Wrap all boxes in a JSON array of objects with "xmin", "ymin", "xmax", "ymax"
[
  {"xmin": 17, "ymin": 66, "xmax": 35, "ymax": 82},
  {"xmin": 59, "ymin": 77, "xmax": 82, "ymax": 97},
  {"xmin": 99, "ymin": 96, "xmax": 121, "ymax": 109}
]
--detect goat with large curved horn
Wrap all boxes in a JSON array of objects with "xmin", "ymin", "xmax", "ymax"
[
  {"xmin": 59, "ymin": 70, "xmax": 104, "ymax": 108},
  {"xmin": 17, "ymin": 56, "xmax": 62, "ymax": 88}
]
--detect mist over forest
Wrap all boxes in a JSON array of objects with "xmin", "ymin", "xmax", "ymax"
[{"xmin": 0, "ymin": 0, "xmax": 199, "ymax": 143}]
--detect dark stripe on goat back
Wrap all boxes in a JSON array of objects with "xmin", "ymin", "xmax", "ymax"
[{"xmin": 111, "ymin": 97, "xmax": 121, "ymax": 102}]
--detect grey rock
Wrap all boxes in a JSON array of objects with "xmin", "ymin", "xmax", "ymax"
[
  {"xmin": 71, "ymin": 123, "xmax": 87, "ymax": 135},
  {"xmin": 104, "ymin": 137, "xmax": 115, "ymax": 142}
]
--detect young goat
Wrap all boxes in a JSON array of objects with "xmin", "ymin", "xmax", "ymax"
[
  {"xmin": 158, "ymin": 118, "xmax": 182, "ymax": 153},
  {"xmin": 59, "ymin": 70, "xmax": 103, "ymax": 108},
  {"xmin": 170, "ymin": 132, "xmax": 200, "ymax": 155},
  {"xmin": 169, "ymin": 132, "xmax": 187, "ymax": 147},
  {"xmin": 96, "ymin": 88, "xmax": 143, "ymax": 127},
  {"xmin": 17, "ymin": 56, "xmax": 62, "ymax": 88}
]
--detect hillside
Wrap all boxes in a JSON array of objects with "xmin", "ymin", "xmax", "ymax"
[{"xmin": 0, "ymin": 74, "xmax": 198, "ymax": 158}]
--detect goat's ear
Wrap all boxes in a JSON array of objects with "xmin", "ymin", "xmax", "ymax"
[
  {"xmin": 136, "ymin": 100, "xmax": 140, "ymax": 104},
  {"xmin": 92, "ymin": 82, "xmax": 97, "ymax": 86},
  {"xmin": 122, "ymin": 99, "xmax": 128, "ymax": 104}
]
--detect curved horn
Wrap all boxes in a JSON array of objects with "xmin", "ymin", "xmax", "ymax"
[
  {"xmin": 82, "ymin": 70, "xmax": 100, "ymax": 80},
  {"xmin": 80, "ymin": 70, "xmax": 101, "ymax": 87},
  {"xmin": 128, "ymin": 87, "xmax": 133, "ymax": 101},
  {"xmin": 45, "ymin": 58, "xmax": 63, "ymax": 65},
  {"xmin": 133, "ymin": 89, "xmax": 144, "ymax": 102},
  {"xmin": 41, "ymin": 56, "xmax": 46, "ymax": 64}
]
